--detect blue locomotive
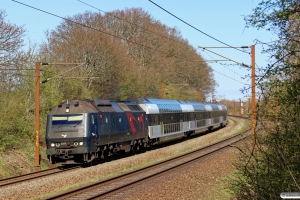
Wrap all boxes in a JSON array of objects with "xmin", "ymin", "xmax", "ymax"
[{"xmin": 45, "ymin": 98, "xmax": 227, "ymax": 164}]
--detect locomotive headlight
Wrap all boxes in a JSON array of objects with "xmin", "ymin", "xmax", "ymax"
[
  {"xmin": 74, "ymin": 142, "xmax": 78, "ymax": 146},
  {"xmin": 55, "ymin": 143, "xmax": 60, "ymax": 147},
  {"xmin": 79, "ymin": 142, "xmax": 83, "ymax": 146},
  {"xmin": 51, "ymin": 143, "xmax": 55, "ymax": 147}
]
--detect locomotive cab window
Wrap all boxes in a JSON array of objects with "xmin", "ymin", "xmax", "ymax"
[{"xmin": 52, "ymin": 114, "xmax": 83, "ymax": 125}]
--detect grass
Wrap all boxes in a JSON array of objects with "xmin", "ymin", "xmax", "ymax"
[
  {"xmin": 208, "ymin": 175, "xmax": 235, "ymax": 200},
  {"xmin": 0, "ymin": 141, "xmax": 51, "ymax": 179},
  {"xmin": 0, "ymin": 157, "xmax": 11, "ymax": 178}
]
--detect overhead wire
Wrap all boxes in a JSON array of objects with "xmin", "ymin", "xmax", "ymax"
[
  {"xmin": 202, "ymin": 50, "xmax": 245, "ymax": 77},
  {"xmin": 12, "ymin": 0, "xmax": 250, "ymax": 86},
  {"xmin": 77, "ymin": 0, "xmax": 188, "ymax": 47},
  {"xmin": 212, "ymin": 69, "xmax": 249, "ymax": 85},
  {"xmin": 12, "ymin": 0, "xmax": 212, "ymax": 65},
  {"xmin": 41, "ymin": 63, "xmax": 85, "ymax": 83},
  {"xmin": 13, "ymin": 0, "xmax": 232, "ymax": 69},
  {"xmin": 148, "ymin": 0, "xmax": 248, "ymax": 54},
  {"xmin": 79, "ymin": 0, "xmax": 255, "ymax": 80}
]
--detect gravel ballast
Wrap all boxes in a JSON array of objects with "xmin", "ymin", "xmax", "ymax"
[{"xmin": 0, "ymin": 117, "xmax": 248, "ymax": 200}]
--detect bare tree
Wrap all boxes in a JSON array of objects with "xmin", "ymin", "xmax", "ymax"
[{"xmin": 0, "ymin": 9, "xmax": 26, "ymax": 90}]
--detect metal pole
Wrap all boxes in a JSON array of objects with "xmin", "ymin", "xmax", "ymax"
[
  {"xmin": 35, "ymin": 62, "xmax": 40, "ymax": 170},
  {"xmin": 233, "ymin": 100, "xmax": 235, "ymax": 115},
  {"xmin": 240, "ymin": 99, "xmax": 242, "ymax": 115},
  {"xmin": 251, "ymin": 45, "xmax": 256, "ymax": 148}
]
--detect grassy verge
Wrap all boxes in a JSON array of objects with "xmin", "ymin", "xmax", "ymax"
[
  {"xmin": 0, "ymin": 157, "xmax": 11, "ymax": 179},
  {"xmin": 207, "ymin": 117, "xmax": 251, "ymax": 199},
  {"xmin": 0, "ymin": 142, "xmax": 51, "ymax": 179}
]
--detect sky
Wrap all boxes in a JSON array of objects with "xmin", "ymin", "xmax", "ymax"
[{"xmin": 2, "ymin": 0, "xmax": 276, "ymax": 101}]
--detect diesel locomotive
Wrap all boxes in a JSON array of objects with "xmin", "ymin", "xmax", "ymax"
[{"xmin": 45, "ymin": 98, "xmax": 228, "ymax": 164}]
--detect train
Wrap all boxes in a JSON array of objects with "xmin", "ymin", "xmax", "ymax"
[{"xmin": 45, "ymin": 98, "xmax": 228, "ymax": 164}]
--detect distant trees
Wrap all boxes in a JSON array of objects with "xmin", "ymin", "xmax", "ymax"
[
  {"xmin": 0, "ymin": 7, "xmax": 216, "ymax": 152},
  {"xmin": 0, "ymin": 9, "xmax": 26, "ymax": 90},
  {"xmin": 40, "ymin": 8, "xmax": 215, "ymax": 101},
  {"xmin": 0, "ymin": 9, "xmax": 35, "ymax": 150},
  {"xmin": 229, "ymin": 1, "xmax": 300, "ymax": 198}
]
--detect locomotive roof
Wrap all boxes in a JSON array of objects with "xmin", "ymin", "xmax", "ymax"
[
  {"xmin": 48, "ymin": 99, "xmax": 144, "ymax": 115},
  {"xmin": 48, "ymin": 100, "xmax": 98, "ymax": 115}
]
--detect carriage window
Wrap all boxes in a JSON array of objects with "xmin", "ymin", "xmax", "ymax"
[
  {"xmin": 206, "ymin": 112, "xmax": 210, "ymax": 119},
  {"xmin": 184, "ymin": 114, "xmax": 188, "ymax": 121},
  {"xmin": 106, "ymin": 117, "xmax": 108, "ymax": 123},
  {"xmin": 150, "ymin": 115, "xmax": 159, "ymax": 125},
  {"xmin": 189, "ymin": 113, "xmax": 194, "ymax": 120},
  {"xmin": 118, "ymin": 116, "xmax": 122, "ymax": 122}
]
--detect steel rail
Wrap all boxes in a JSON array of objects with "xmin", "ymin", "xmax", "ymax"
[
  {"xmin": 45, "ymin": 130, "xmax": 250, "ymax": 200},
  {"xmin": 0, "ymin": 166, "xmax": 81, "ymax": 187}
]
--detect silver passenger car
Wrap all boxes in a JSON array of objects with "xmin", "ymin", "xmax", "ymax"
[{"xmin": 128, "ymin": 98, "xmax": 228, "ymax": 143}]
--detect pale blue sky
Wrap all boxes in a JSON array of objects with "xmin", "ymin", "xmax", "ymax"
[{"xmin": 2, "ymin": 0, "xmax": 275, "ymax": 101}]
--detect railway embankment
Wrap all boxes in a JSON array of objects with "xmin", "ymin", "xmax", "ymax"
[{"xmin": 0, "ymin": 116, "xmax": 249, "ymax": 200}]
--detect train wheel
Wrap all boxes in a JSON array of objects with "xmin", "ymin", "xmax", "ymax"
[{"xmin": 51, "ymin": 156, "xmax": 56, "ymax": 164}]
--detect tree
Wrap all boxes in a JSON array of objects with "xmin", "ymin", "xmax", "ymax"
[
  {"xmin": 0, "ymin": 9, "xmax": 26, "ymax": 90},
  {"xmin": 0, "ymin": 9, "xmax": 38, "ymax": 151},
  {"xmin": 229, "ymin": 1, "xmax": 300, "ymax": 198},
  {"xmin": 40, "ymin": 8, "xmax": 216, "ymax": 101}
]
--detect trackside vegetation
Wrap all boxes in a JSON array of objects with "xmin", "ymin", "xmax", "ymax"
[
  {"xmin": 228, "ymin": 0, "xmax": 300, "ymax": 199},
  {"xmin": 0, "ymin": 8, "xmax": 215, "ymax": 162}
]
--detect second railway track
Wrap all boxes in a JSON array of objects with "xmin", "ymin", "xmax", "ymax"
[
  {"xmin": 0, "ymin": 165, "xmax": 81, "ymax": 187},
  {"xmin": 46, "ymin": 131, "xmax": 249, "ymax": 200}
]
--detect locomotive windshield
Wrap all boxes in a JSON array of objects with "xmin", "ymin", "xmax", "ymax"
[{"xmin": 52, "ymin": 114, "xmax": 83, "ymax": 126}]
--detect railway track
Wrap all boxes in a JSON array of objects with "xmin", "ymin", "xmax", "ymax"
[
  {"xmin": 0, "ymin": 165, "xmax": 81, "ymax": 187},
  {"xmin": 45, "ymin": 131, "xmax": 249, "ymax": 200}
]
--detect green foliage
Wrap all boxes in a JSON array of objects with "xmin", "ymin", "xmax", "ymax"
[
  {"xmin": 229, "ymin": 112, "xmax": 300, "ymax": 199},
  {"xmin": 0, "ymin": 8, "xmax": 216, "ymax": 162},
  {"xmin": 229, "ymin": 0, "xmax": 300, "ymax": 198},
  {"xmin": 0, "ymin": 89, "xmax": 35, "ymax": 151}
]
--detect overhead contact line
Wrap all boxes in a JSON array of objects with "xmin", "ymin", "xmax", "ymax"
[
  {"xmin": 149, "ymin": 0, "xmax": 248, "ymax": 54},
  {"xmin": 12, "ymin": 0, "xmax": 211, "ymax": 65},
  {"xmin": 12, "ymin": 1, "xmax": 250, "ymax": 86}
]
